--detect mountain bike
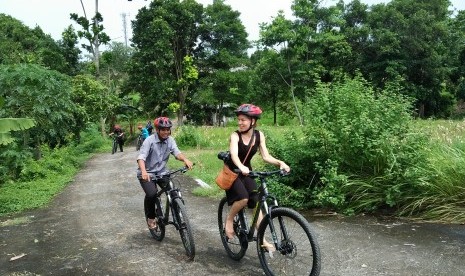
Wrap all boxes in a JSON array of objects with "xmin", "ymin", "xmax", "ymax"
[
  {"xmin": 146, "ymin": 166, "xmax": 196, "ymax": 260},
  {"xmin": 218, "ymin": 169, "xmax": 321, "ymax": 276}
]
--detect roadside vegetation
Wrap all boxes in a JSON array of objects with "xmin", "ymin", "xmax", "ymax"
[
  {"xmin": 1, "ymin": 0, "xmax": 465, "ymax": 224},
  {"xmin": 174, "ymin": 79, "xmax": 465, "ymax": 223}
]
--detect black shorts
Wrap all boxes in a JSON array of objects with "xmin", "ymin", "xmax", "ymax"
[{"xmin": 226, "ymin": 175, "xmax": 258, "ymax": 208}]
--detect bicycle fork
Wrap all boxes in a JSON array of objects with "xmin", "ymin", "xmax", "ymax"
[
  {"xmin": 260, "ymin": 198, "xmax": 285, "ymax": 252},
  {"xmin": 167, "ymin": 187, "xmax": 185, "ymax": 231}
]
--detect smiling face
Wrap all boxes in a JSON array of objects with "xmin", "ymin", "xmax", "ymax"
[
  {"xmin": 156, "ymin": 127, "xmax": 171, "ymax": 140},
  {"xmin": 237, "ymin": 114, "xmax": 254, "ymax": 132}
]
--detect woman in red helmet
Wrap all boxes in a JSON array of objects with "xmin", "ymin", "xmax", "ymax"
[
  {"xmin": 224, "ymin": 104, "xmax": 290, "ymax": 250},
  {"xmin": 136, "ymin": 117, "xmax": 193, "ymax": 230}
]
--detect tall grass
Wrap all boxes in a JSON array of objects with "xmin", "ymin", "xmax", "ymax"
[{"xmin": 397, "ymin": 121, "xmax": 465, "ymax": 222}]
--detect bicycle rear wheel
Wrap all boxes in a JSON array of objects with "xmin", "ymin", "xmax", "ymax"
[
  {"xmin": 147, "ymin": 197, "xmax": 165, "ymax": 241},
  {"xmin": 217, "ymin": 197, "xmax": 248, "ymax": 261},
  {"xmin": 257, "ymin": 207, "xmax": 321, "ymax": 276},
  {"xmin": 173, "ymin": 198, "xmax": 195, "ymax": 260}
]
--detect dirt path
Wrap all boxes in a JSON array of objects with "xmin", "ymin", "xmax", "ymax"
[{"xmin": 1, "ymin": 147, "xmax": 464, "ymax": 275}]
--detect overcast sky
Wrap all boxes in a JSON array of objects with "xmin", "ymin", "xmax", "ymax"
[{"xmin": 1, "ymin": 0, "xmax": 464, "ymax": 48}]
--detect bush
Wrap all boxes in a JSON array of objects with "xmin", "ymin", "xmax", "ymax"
[
  {"xmin": 0, "ymin": 124, "xmax": 107, "ymax": 216},
  {"xmin": 270, "ymin": 76, "xmax": 428, "ymax": 213},
  {"xmin": 174, "ymin": 125, "xmax": 210, "ymax": 149}
]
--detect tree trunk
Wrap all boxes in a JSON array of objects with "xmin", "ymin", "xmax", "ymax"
[{"xmin": 100, "ymin": 117, "xmax": 106, "ymax": 137}]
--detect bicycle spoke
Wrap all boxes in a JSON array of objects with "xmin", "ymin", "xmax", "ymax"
[
  {"xmin": 217, "ymin": 197, "xmax": 248, "ymax": 260},
  {"xmin": 257, "ymin": 208, "xmax": 321, "ymax": 276},
  {"xmin": 173, "ymin": 198, "xmax": 195, "ymax": 260}
]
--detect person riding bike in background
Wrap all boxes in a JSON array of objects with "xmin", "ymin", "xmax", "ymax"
[
  {"xmin": 138, "ymin": 123, "xmax": 150, "ymax": 141},
  {"xmin": 224, "ymin": 104, "xmax": 290, "ymax": 250},
  {"xmin": 146, "ymin": 120, "xmax": 153, "ymax": 135},
  {"xmin": 109, "ymin": 124, "xmax": 125, "ymax": 152},
  {"xmin": 136, "ymin": 117, "xmax": 193, "ymax": 230}
]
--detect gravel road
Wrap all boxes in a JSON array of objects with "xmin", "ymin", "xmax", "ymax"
[{"xmin": 1, "ymin": 147, "xmax": 464, "ymax": 275}]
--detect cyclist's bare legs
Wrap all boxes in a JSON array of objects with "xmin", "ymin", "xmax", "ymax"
[
  {"xmin": 257, "ymin": 211, "xmax": 275, "ymax": 252},
  {"xmin": 225, "ymin": 198, "xmax": 248, "ymax": 239}
]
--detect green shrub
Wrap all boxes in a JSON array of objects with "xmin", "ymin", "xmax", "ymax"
[
  {"xmin": 0, "ymin": 124, "xmax": 106, "ymax": 216},
  {"xmin": 174, "ymin": 125, "xmax": 207, "ymax": 148},
  {"xmin": 269, "ymin": 76, "xmax": 428, "ymax": 213}
]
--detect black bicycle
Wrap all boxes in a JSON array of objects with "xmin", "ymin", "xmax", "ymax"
[
  {"xmin": 136, "ymin": 134, "xmax": 143, "ymax": 151},
  {"xmin": 111, "ymin": 135, "xmax": 118, "ymax": 154},
  {"xmin": 146, "ymin": 166, "xmax": 196, "ymax": 260},
  {"xmin": 218, "ymin": 170, "xmax": 321, "ymax": 275}
]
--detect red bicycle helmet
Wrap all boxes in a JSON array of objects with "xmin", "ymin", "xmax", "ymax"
[
  {"xmin": 154, "ymin": 117, "xmax": 173, "ymax": 129},
  {"xmin": 234, "ymin": 104, "xmax": 262, "ymax": 119}
]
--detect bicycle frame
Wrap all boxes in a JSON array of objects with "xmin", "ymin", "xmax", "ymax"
[
  {"xmin": 238, "ymin": 171, "xmax": 282, "ymax": 243},
  {"xmin": 155, "ymin": 180, "xmax": 183, "ymax": 228},
  {"xmin": 219, "ymin": 169, "xmax": 321, "ymax": 275},
  {"xmin": 150, "ymin": 167, "xmax": 188, "ymax": 228},
  {"xmin": 147, "ymin": 165, "xmax": 196, "ymax": 260}
]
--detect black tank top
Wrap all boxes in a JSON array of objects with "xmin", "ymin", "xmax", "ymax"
[{"xmin": 226, "ymin": 130, "xmax": 260, "ymax": 170}]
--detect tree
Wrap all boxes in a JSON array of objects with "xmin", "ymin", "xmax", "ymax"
[
  {"xmin": 0, "ymin": 64, "xmax": 76, "ymax": 157},
  {"xmin": 259, "ymin": 10, "xmax": 304, "ymax": 125},
  {"xmin": 71, "ymin": 74, "xmax": 119, "ymax": 138},
  {"xmin": 0, "ymin": 97, "xmax": 35, "ymax": 146},
  {"xmin": 58, "ymin": 25, "xmax": 82, "ymax": 76},
  {"xmin": 250, "ymin": 49, "xmax": 288, "ymax": 125},
  {"xmin": 197, "ymin": 0, "xmax": 250, "ymax": 123},
  {"xmin": 0, "ymin": 14, "xmax": 68, "ymax": 73},
  {"xmin": 70, "ymin": 10, "xmax": 110, "ymax": 76},
  {"xmin": 364, "ymin": 0, "xmax": 451, "ymax": 117},
  {"xmin": 129, "ymin": 0, "xmax": 203, "ymax": 124}
]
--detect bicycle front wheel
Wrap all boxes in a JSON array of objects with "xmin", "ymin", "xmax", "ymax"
[
  {"xmin": 173, "ymin": 198, "xmax": 195, "ymax": 260},
  {"xmin": 147, "ymin": 197, "xmax": 165, "ymax": 241},
  {"xmin": 218, "ymin": 197, "xmax": 248, "ymax": 261},
  {"xmin": 136, "ymin": 137, "xmax": 142, "ymax": 150},
  {"xmin": 257, "ymin": 207, "xmax": 321, "ymax": 276},
  {"xmin": 112, "ymin": 140, "xmax": 117, "ymax": 154}
]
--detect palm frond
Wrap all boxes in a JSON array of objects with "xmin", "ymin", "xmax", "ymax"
[
  {"xmin": 0, "ymin": 118, "xmax": 36, "ymax": 133},
  {"xmin": 0, "ymin": 132, "xmax": 15, "ymax": 145}
]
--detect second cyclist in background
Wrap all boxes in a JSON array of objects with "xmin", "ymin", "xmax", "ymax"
[
  {"xmin": 109, "ymin": 124, "xmax": 125, "ymax": 152},
  {"xmin": 137, "ymin": 123, "xmax": 150, "ymax": 150},
  {"xmin": 146, "ymin": 120, "xmax": 153, "ymax": 135}
]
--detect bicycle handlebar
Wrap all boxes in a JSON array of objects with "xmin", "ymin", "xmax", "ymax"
[
  {"xmin": 148, "ymin": 164, "xmax": 194, "ymax": 179},
  {"xmin": 233, "ymin": 169, "xmax": 289, "ymax": 178}
]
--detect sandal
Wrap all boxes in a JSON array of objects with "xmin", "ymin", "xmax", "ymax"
[
  {"xmin": 261, "ymin": 241, "xmax": 276, "ymax": 253},
  {"xmin": 147, "ymin": 218, "xmax": 158, "ymax": 230}
]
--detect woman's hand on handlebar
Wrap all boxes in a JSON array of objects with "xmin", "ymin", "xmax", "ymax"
[
  {"xmin": 239, "ymin": 165, "xmax": 250, "ymax": 175},
  {"xmin": 279, "ymin": 161, "xmax": 291, "ymax": 173}
]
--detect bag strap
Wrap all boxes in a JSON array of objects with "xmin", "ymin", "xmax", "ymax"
[{"xmin": 242, "ymin": 130, "xmax": 255, "ymax": 163}]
